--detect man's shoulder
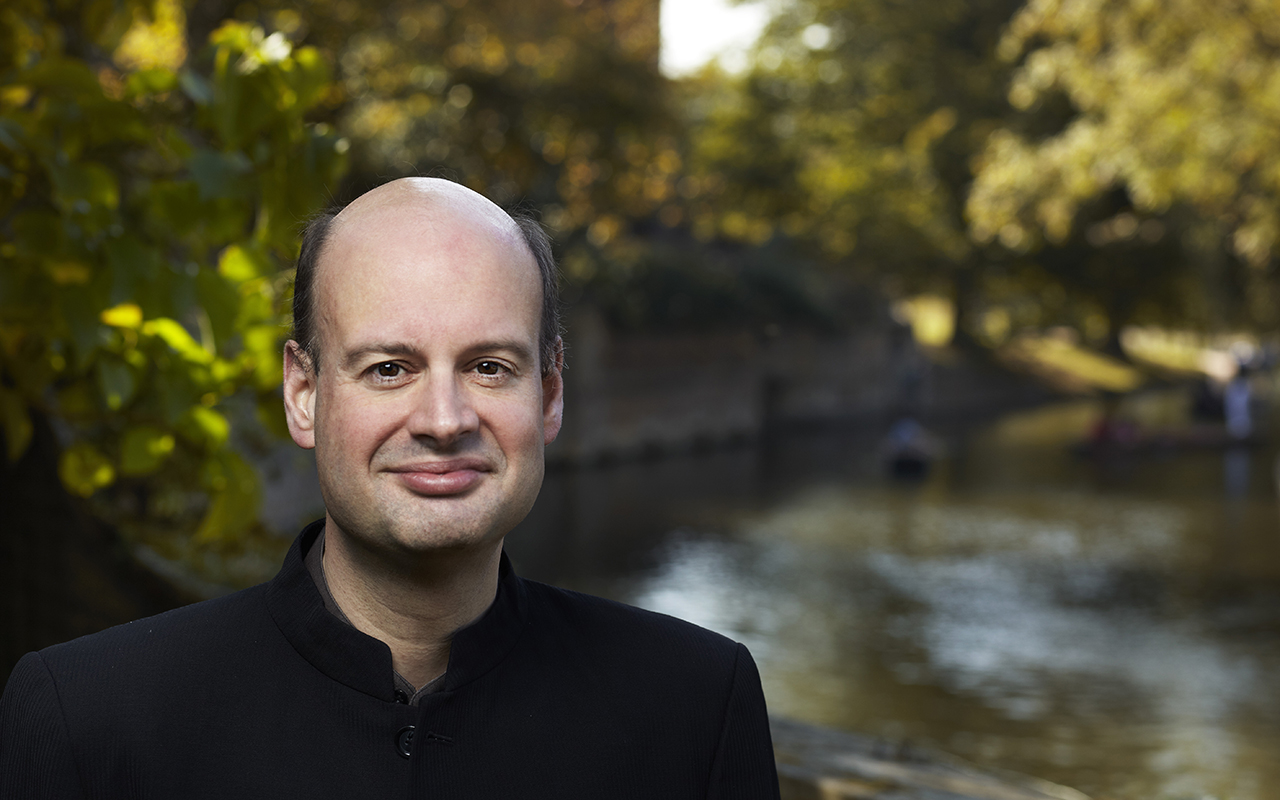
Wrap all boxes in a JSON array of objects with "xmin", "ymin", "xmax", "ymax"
[
  {"xmin": 34, "ymin": 583, "xmax": 273, "ymax": 682},
  {"xmin": 517, "ymin": 576, "xmax": 745, "ymax": 669}
]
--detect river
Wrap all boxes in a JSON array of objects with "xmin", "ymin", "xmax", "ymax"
[{"xmin": 508, "ymin": 389, "xmax": 1280, "ymax": 800}]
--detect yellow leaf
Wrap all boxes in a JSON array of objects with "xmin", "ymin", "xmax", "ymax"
[
  {"xmin": 120, "ymin": 425, "xmax": 176, "ymax": 476},
  {"xmin": 101, "ymin": 302, "xmax": 143, "ymax": 328},
  {"xmin": 142, "ymin": 318, "xmax": 214, "ymax": 364},
  {"xmin": 217, "ymin": 244, "xmax": 268, "ymax": 282},
  {"xmin": 185, "ymin": 405, "xmax": 230, "ymax": 447},
  {"xmin": 59, "ymin": 442, "xmax": 115, "ymax": 497}
]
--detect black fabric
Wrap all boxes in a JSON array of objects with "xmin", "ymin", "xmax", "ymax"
[
  {"xmin": 301, "ymin": 528, "xmax": 446, "ymax": 704},
  {"xmin": 1, "ymin": 522, "xmax": 780, "ymax": 799}
]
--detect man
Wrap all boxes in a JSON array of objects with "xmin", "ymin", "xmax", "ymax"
[{"xmin": 0, "ymin": 179, "xmax": 781, "ymax": 799}]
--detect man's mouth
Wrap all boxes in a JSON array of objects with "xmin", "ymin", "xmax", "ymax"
[{"xmin": 386, "ymin": 460, "xmax": 490, "ymax": 496}]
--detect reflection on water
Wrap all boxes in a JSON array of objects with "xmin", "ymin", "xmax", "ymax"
[{"xmin": 507, "ymin": 390, "xmax": 1280, "ymax": 800}]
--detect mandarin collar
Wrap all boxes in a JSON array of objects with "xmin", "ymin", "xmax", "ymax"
[{"xmin": 264, "ymin": 520, "xmax": 529, "ymax": 702}]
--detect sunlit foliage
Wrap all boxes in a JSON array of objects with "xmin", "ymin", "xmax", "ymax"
[
  {"xmin": 0, "ymin": 2, "xmax": 346, "ymax": 554},
  {"xmin": 683, "ymin": 0, "xmax": 1022, "ymax": 277},
  {"xmin": 9, "ymin": 0, "xmax": 1280, "ymax": 574},
  {"xmin": 969, "ymin": 0, "xmax": 1280, "ymax": 269},
  {"xmin": 692, "ymin": 0, "xmax": 1280, "ymax": 343},
  {"xmin": 256, "ymin": 0, "xmax": 680, "ymax": 278}
]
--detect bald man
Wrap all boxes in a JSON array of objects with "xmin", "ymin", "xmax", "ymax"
[{"xmin": 0, "ymin": 179, "xmax": 781, "ymax": 799}]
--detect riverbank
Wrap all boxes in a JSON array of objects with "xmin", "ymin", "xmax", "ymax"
[
  {"xmin": 772, "ymin": 717, "xmax": 1089, "ymax": 800},
  {"xmin": 550, "ymin": 307, "xmax": 1053, "ymax": 466}
]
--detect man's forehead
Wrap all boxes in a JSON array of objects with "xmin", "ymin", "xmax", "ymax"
[{"xmin": 312, "ymin": 178, "xmax": 542, "ymax": 347}]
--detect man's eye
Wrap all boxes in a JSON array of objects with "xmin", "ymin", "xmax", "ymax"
[
  {"xmin": 476, "ymin": 361, "xmax": 505, "ymax": 376},
  {"xmin": 374, "ymin": 362, "xmax": 402, "ymax": 378}
]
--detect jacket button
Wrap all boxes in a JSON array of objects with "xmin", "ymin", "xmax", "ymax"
[
  {"xmin": 396, "ymin": 725, "xmax": 415, "ymax": 759},
  {"xmin": 394, "ymin": 689, "xmax": 409, "ymax": 704}
]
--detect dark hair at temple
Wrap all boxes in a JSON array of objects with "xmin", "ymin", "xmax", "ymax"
[
  {"xmin": 290, "ymin": 202, "xmax": 563, "ymax": 377},
  {"xmin": 291, "ymin": 210, "xmax": 338, "ymax": 372},
  {"xmin": 509, "ymin": 211, "xmax": 564, "ymax": 378}
]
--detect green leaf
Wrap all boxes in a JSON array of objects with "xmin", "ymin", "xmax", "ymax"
[
  {"xmin": 119, "ymin": 425, "xmax": 176, "ymax": 476},
  {"xmin": 105, "ymin": 236, "xmax": 162, "ymax": 306},
  {"xmin": 97, "ymin": 356, "xmax": 137, "ymax": 410},
  {"xmin": 0, "ymin": 387, "xmax": 33, "ymax": 463},
  {"xmin": 48, "ymin": 161, "xmax": 120, "ymax": 213},
  {"xmin": 84, "ymin": 103, "xmax": 151, "ymax": 148},
  {"xmin": 143, "ymin": 318, "xmax": 214, "ymax": 364},
  {"xmin": 205, "ymin": 25, "xmax": 289, "ymax": 149},
  {"xmin": 153, "ymin": 368, "xmax": 197, "ymax": 425},
  {"xmin": 189, "ymin": 148, "xmax": 253, "ymax": 200},
  {"xmin": 21, "ymin": 58, "xmax": 102, "ymax": 97},
  {"xmin": 287, "ymin": 46, "xmax": 331, "ymax": 111},
  {"xmin": 142, "ymin": 181, "xmax": 199, "ymax": 235},
  {"xmin": 182, "ymin": 405, "xmax": 230, "ymax": 447},
  {"xmin": 208, "ymin": 20, "xmax": 255, "ymax": 51},
  {"xmin": 58, "ymin": 441, "xmax": 115, "ymax": 497},
  {"xmin": 61, "ymin": 287, "xmax": 102, "ymax": 367},
  {"xmin": 195, "ymin": 269, "xmax": 240, "ymax": 349},
  {"xmin": 126, "ymin": 67, "xmax": 180, "ymax": 98},
  {"xmin": 80, "ymin": 0, "xmax": 135, "ymax": 52},
  {"xmin": 217, "ymin": 244, "xmax": 270, "ymax": 282},
  {"xmin": 196, "ymin": 450, "xmax": 260, "ymax": 542},
  {"xmin": 55, "ymin": 382, "xmax": 98, "ymax": 421},
  {"xmin": 242, "ymin": 324, "xmax": 283, "ymax": 388}
]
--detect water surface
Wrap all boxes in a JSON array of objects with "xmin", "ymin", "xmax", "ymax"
[{"xmin": 509, "ymin": 391, "xmax": 1280, "ymax": 800}]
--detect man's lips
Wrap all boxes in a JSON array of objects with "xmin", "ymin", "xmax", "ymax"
[{"xmin": 385, "ymin": 460, "xmax": 490, "ymax": 496}]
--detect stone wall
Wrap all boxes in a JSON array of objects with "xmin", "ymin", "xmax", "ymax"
[{"xmin": 549, "ymin": 307, "xmax": 1048, "ymax": 465}]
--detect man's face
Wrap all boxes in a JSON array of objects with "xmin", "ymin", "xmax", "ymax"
[{"xmin": 283, "ymin": 181, "xmax": 563, "ymax": 558}]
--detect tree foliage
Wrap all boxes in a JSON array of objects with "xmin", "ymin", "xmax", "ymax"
[
  {"xmin": 256, "ymin": 0, "xmax": 682, "ymax": 280},
  {"xmin": 1, "ymin": 0, "xmax": 346, "ymax": 557},
  {"xmin": 966, "ymin": 0, "xmax": 1280, "ymax": 327},
  {"xmin": 685, "ymin": 0, "xmax": 1280, "ymax": 341},
  {"xmin": 683, "ymin": 0, "xmax": 1022, "ymax": 275},
  {"xmin": 969, "ymin": 0, "xmax": 1280, "ymax": 262},
  {"xmin": 9, "ymin": 0, "xmax": 1280, "ymax": 576},
  {"xmin": 260, "ymin": 0, "xmax": 832, "ymax": 330}
]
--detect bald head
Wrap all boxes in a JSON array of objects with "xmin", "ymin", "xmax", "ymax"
[
  {"xmin": 332, "ymin": 179, "xmax": 521, "ymax": 248},
  {"xmin": 292, "ymin": 178, "xmax": 560, "ymax": 376}
]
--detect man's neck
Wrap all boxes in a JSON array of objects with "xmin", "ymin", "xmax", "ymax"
[{"xmin": 320, "ymin": 520, "xmax": 503, "ymax": 689}]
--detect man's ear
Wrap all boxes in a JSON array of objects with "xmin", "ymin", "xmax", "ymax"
[
  {"xmin": 282, "ymin": 340, "xmax": 318, "ymax": 450},
  {"xmin": 542, "ymin": 337, "xmax": 565, "ymax": 445}
]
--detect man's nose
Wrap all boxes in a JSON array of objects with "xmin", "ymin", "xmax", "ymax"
[{"xmin": 406, "ymin": 370, "xmax": 479, "ymax": 447}]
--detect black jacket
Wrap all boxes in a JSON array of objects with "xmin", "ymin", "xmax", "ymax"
[{"xmin": 1, "ymin": 523, "xmax": 780, "ymax": 799}]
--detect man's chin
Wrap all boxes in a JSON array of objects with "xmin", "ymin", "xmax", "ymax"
[{"xmin": 386, "ymin": 509, "xmax": 508, "ymax": 555}]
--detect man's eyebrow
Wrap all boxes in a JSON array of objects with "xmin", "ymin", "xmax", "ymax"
[
  {"xmin": 340, "ymin": 342, "xmax": 421, "ymax": 371},
  {"xmin": 468, "ymin": 340, "xmax": 535, "ymax": 363},
  {"xmin": 339, "ymin": 340, "xmax": 537, "ymax": 370}
]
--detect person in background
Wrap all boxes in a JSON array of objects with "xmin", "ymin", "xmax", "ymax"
[{"xmin": 1224, "ymin": 362, "xmax": 1253, "ymax": 440}]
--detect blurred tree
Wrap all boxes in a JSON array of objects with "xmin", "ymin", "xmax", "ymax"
[
  {"xmin": 233, "ymin": 0, "xmax": 681, "ymax": 292},
  {"xmin": 234, "ymin": 0, "xmax": 830, "ymax": 331},
  {"xmin": 680, "ymin": 0, "xmax": 1024, "ymax": 331},
  {"xmin": 0, "ymin": 1, "xmax": 346, "ymax": 579},
  {"xmin": 681, "ymin": 0, "xmax": 1280, "ymax": 347},
  {"xmin": 967, "ymin": 0, "xmax": 1280, "ymax": 330}
]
